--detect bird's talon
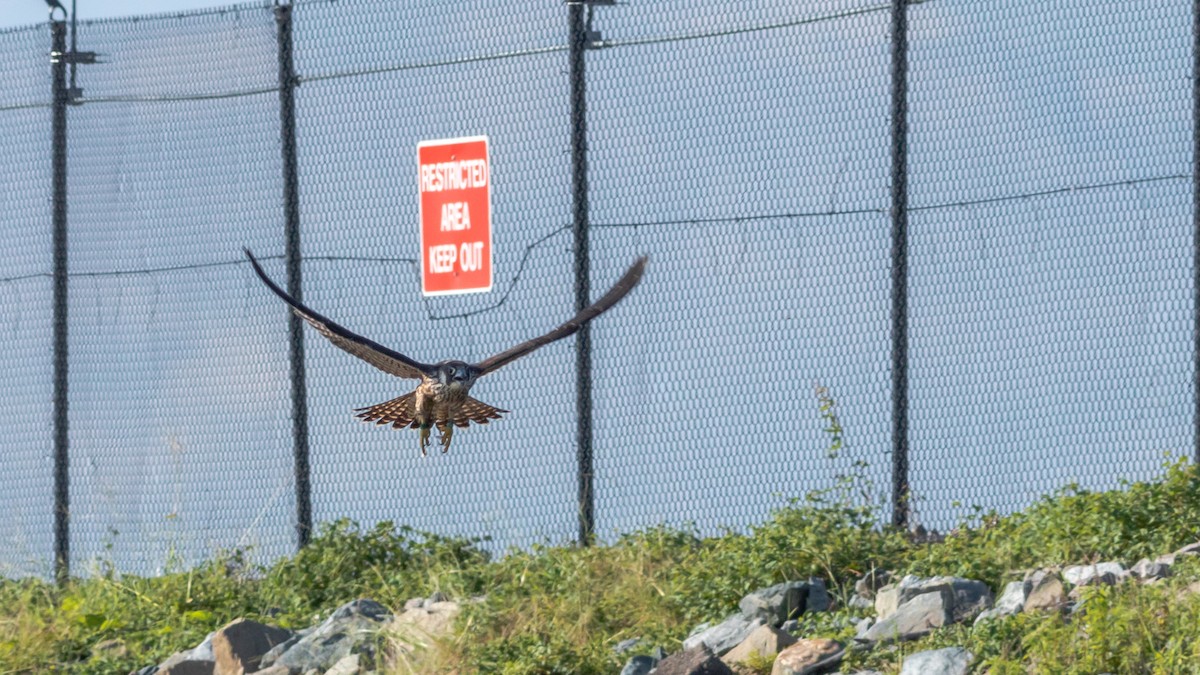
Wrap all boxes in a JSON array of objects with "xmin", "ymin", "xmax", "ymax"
[{"xmin": 418, "ymin": 426, "xmax": 431, "ymax": 456}]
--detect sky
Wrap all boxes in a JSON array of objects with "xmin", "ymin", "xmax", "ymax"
[{"xmin": 0, "ymin": 0, "xmax": 240, "ymax": 29}]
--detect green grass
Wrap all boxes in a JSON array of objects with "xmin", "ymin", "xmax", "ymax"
[{"xmin": 4, "ymin": 459, "xmax": 1200, "ymax": 674}]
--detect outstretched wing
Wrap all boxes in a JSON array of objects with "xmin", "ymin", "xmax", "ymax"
[
  {"xmin": 245, "ymin": 249, "xmax": 435, "ymax": 380},
  {"xmin": 473, "ymin": 256, "xmax": 647, "ymax": 376}
]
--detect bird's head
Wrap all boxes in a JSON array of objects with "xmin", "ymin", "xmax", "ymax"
[{"xmin": 437, "ymin": 361, "xmax": 474, "ymax": 391}]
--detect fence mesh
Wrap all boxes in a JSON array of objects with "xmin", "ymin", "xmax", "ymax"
[
  {"xmin": 0, "ymin": 24, "xmax": 57, "ymax": 578},
  {"xmin": 0, "ymin": 0, "xmax": 1194, "ymax": 577},
  {"xmin": 905, "ymin": 0, "xmax": 1193, "ymax": 527},
  {"xmin": 586, "ymin": 1, "xmax": 895, "ymax": 537},
  {"xmin": 55, "ymin": 7, "xmax": 292, "ymax": 575},
  {"xmin": 290, "ymin": 0, "xmax": 579, "ymax": 549}
]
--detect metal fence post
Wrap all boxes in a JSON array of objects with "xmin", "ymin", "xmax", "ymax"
[
  {"xmin": 888, "ymin": 0, "xmax": 911, "ymax": 530},
  {"xmin": 50, "ymin": 19, "xmax": 71, "ymax": 585},
  {"xmin": 568, "ymin": 2, "xmax": 594, "ymax": 546},
  {"xmin": 275, "ymin": 3, "xmax": 312, "ymax": 549}
]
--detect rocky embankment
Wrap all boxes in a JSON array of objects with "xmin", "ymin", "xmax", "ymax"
[
  {"xmin": 127, "ymin": 594, "xmax": 462, "ymax": 675},
  {"xmin": 127, "ymin": 541, "xmax": 1200, "ymax": 675}
]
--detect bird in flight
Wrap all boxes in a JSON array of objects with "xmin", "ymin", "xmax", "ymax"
[{"xmin": 245, "ymin": 249, "xmax": 647, "ymax": 455}]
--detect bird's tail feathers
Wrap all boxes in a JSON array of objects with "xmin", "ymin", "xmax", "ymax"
[
  {"xmin": 354, "ymin": 393, "xmax": 506, "ymax": 429},
  {"xmin": 355, "ymin": 393, "xmax": 419, "ymax": 429},
  {"xmin": 451, "ymin": 397, "xmax": 507, "ymax": 428}
]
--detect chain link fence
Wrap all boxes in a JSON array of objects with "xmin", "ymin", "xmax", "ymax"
[
  {"xmin": 0, "ymin": 0, "xmax": 1193, "ymax": 578},
  {"xmin": 904, "ymin": 0, "xmax": 1193, "ymax": 525}
]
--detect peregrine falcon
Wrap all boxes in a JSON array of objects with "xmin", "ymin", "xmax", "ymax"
[{"xmin": 245, "ymin": 249, "xmax": 647, "ymax": 455}]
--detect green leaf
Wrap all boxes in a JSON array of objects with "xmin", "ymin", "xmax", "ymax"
[
  {"xmin": 184, "ymin": 609, "xmax": 214, "ymax": 623},
  {"xmin": 79, "ymin": 613, "xmax": 106, "ymax": 628}
]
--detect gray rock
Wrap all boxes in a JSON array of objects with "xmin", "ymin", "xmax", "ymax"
[
  {"xmin": 874, "ymin": 581, "xmax": 904, "ymax": 620},
  {"xmin": 848, "ymin": 595, "xmax": 874, "ymax": 610},
  {"xmin": 403, "ymin": 597, "xmax": 425, "ymax": 611},
  {"xmin": 739, "ymin": 578, "xmax": 829, "ymax": 626},
  {"xmin": 653, "ymin": 645, "xmax": 735, "ymax": 675},
  {"xmin": 212, "ymin": 618, "xmax": 293, "ymax": 675},
  {"xmin": 854, "ymin": 570, "xmax": 891, "ymax": 600},
  {"xmin": 154, "ymin": 630, "xmax": 218, "ymax": 675},
  {"xmin": 614, "ymin": 637, "xmax": 642, "ymax": 655},
  {"xmin": 973, "ymin": 606, "xmax": 1002, "ymax": 625},
  {"xmin": 740, "ymin": 581, "xmax": 805, "ymax": 625},
  {"xmin": 924, "ymin": 577, "xmax": 991, "ymax": 623},
  {"xmin": 332, "ymin": 598, "xmax": 391, "ymax": 622},
  {"xmin": 853, "ymin": 617, "xmax": 873, "ymax": 640},
  {"xmin": 899, "ymin": 647, "xmax": 973, "ymax": 675},
  {"xmin": 426, "ymin": 590, "xmax": 449, "ymax": 606},
  {"xmin": 620, "ymin": 655, "xmax": 658, "ymax": 675},
  {"xmin": 770, "ymin": 638, "xmax": 843, "ymax": 675},
  {"xmin": 261, "ymin": 598, "xmax": 393, "ymax": 672},
  {"xmin": 258, "ymin": 630, "xmax": 308, "ymax": 668},
  {"xmin": 875, "ymin": 575, "xmax": 991, "ymax": 624},
  {"xmin": 247, "ymin": 667, "xmax": 293, "ymax": 675},
  {"xmin": 156, "ymin": 663, "xmax": 214, "ymax": 675},
  {"xmin": 720, "ymin": 624, "xmax": 796, "ymax": 667},
  {"xmin": 974, "ymin": 580, "xmax": 1029, "ymax": 624},
  {"xmin": 861, "ymin": 590, "xmax": 948, "ymax": 643},
  {"xmin": 1157, "ymin": 542, "xmax": 1200, "ymax": 567},
  {"xmin": 324, "ymin": 654, "xmax": 359, "ymax": 675},
  {"xmin": 387, "ymin": 600, "xmax": 460, "ymax": 648},
  {"xmin": 189, "ymin": 632, "xmax": 216, "ymax": 662},
  {"xmin": 1175, "ymin": 541, "xmax": 1200, "ymax": 556},
  {"xmin": 996, "ymin": 580, "xmax": 1031, "ymax": 613},
  {"xmin": 805, "ymin": 578, "xmax": 831, "ymax": 614},
  {"xmin": 1130, "ymin": 558, "xmax": 1171, "ymax": 581},
  {"xmin": 1063, "ymin": 562, "xmax": 1124, "ymax": 587},
  {"xmin": 1023, "ymin": 569, "xmax": 1067, "ymax": 612},
  {"xmin": 682, "ymin": 614, "xmax": 766, "ymax": 656},
  {"xmin": 780, "ymin": 619, "xmax": 799, "ymax": 634},
  {"xmin": 380, "ymin": 599, "xmax": 462, "ymax": 673}
]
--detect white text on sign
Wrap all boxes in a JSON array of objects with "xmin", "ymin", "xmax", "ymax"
[
  {"xmin": 428, "ymin": 242, "xmax": 486, "ymax": 274},
  {"xmin": 440, "ymin": 202, "xmax": 471, "ymax": 231},
  {"xmin": 420, "ymin": 160, "xmax": 489, "ymax": 192}
]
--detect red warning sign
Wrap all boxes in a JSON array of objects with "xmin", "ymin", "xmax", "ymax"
[{"xmin": 418, "ymin": 136, "xmax": 493, "ymax": 296}]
